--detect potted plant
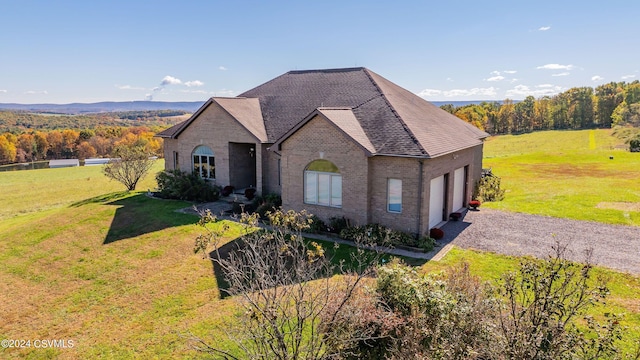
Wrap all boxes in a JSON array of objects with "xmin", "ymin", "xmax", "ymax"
[
  {"xmin": 244, "ymin": 188, "xmax": 257, "ymax": 200},
  {"xmin": 449, "ymin": 212, "xmax": 462, "ymax": 221},
  {"xmin": 469, "ymin": 200, "xmax": 481, "ymax": 210},
  {"xmin": 221, "ymin": 185, "xmax": 234, "ymax": 197},
  {"xmin": 429, "ymin": 228, "xmax": 444, "ymax": 240}
]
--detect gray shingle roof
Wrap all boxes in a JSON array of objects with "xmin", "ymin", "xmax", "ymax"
[{"xmin": 159, "ymin": 67, "xmax": 488, "ymax": 157}]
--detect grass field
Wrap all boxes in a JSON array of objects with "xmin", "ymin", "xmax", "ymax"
[
  {"xmin": 483, "ymin": 129, "xmax": 640, "ymax": 226},
  {"xmin": 1, "ymin": 130, "xmax": 640, "ymax": 358},
  {"xmin": 0, "ymin": 161, "xmax": 164, "ymax": 220}
]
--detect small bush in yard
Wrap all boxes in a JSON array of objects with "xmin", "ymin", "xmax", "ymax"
[
  {"xmin": 254, "ymin": 193, "xmax": 282, "ymax": 218},
  {"xmin": 630, "ymin": 137, "xmax": 640, "ymax": 152},
  {"xmin": 308, "ymin": 215, "xmax": 328, "ymax": 233},
  {"xmin": 155, "ymin": 169, "xmax": 219, "ymax": 202},
  {"xmin": 474, "ymin": 172, "xmax": 505, "ymax": 202},
  {"xmin": 339, "ymin": 224, "xmax": 434, "ymax": 250},
  {"xmin": 328, "ymin": 216, "xmax": 350, "ymax": 234}
]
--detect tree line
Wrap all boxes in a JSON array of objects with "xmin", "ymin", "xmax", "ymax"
[
  {"xmin": 0, "ymin": 126, "xmax": 163, "ymax": 165},
  {"xmin": 0, "ymin": 109, "xmax": 186, "ymax": 133},
  {"xmin": 443, "ymin": 80, "xmax": 640, "ymax": 135}
]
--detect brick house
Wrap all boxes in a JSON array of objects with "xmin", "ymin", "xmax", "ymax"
[{"xmin": 157, "ymin": 67, "xmax": 488, "ymax": 235}]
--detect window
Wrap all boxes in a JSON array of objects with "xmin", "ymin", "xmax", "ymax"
[
  {"xmin": 304, "ymin": 159, "xmax": 341, "ymax": 207},
  {"xmin": 387, "ymin": 178, "xmax": 402, "ymax": 213},
  {"xmin": 192, "ymin": 145, "xmax": 215, "ymax": 179},
  {"xmin": 173, "ymin": 151, "xmax": 179, "ymax": 170}
]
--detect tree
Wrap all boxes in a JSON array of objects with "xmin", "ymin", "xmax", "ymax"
[
  {"xmin": 191, "ymin": 209, "xmax": 383, "ymax": 359},
  {"xmin": 33, "ymin": 132, "xmax": 49, "ymax": 160},
  {"xmin": 0, "ymin": 134, "xmax": 17, "ymax": 164},
  {"xmin": 496, "ymin": 244, "xmax": 617, "ymax": 359},
  {"xmin": 102, "ymin": 145, "xmax": 155, "ymax": 191},
  {"xmin": 77, "ymin": 141, "xmax": 97, "ymax": 160}
]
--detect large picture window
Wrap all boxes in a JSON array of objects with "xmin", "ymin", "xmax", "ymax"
[
  {"xmin": 304, "ymin": 159, "xmax": 341, "ymax": 208},
  {"xmin": 387, "ymin": 178, "xmax": 402, "ymax": 213},
  {"xmin": 192, "ymin": 145, "xmax": 215, "ymax": 179}
]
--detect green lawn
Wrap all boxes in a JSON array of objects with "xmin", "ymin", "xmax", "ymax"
[
  {"xmin": 483, "ymin": 129, "xmax": 640, "ymax": 226},
  {"xmin": 1, "ymin": 130, "xmax": 640, "ymax": 358},
  {"xmin": 0, "ymin": 160, "xmax": 164, "ymax": 220}
]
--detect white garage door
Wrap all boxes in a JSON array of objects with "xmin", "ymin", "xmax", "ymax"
[
  {"xmin": 452, "ymin": 167, "xmax": 466, "ymax": 212},
  {"xmin": 429, "ymin": 175, "xmax": 445, "ymax": 229}
]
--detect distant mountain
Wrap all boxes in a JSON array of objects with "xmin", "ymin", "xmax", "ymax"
[
  {"xmin": 0, "ymin": 101, "xmax": 205, "ymax": 114},
  {"xmin": 0, "ymin": 100, "xmax": 501, "ymax": 115}
]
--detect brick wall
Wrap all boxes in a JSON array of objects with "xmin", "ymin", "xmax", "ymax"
[
  {"xmin": 279, "ymin": 113, "xmax": 485, "ymax": 236},
  {"xmin": 167, "ymin": 101, "xmax": 264, "ymax": 193},
  {"xmin": 368, "ymin": 156, "xmax": 421, "ymax": 235},
  {"xmin": 280, "ymin": 115, "xmax": 369, "ymax": 226}
]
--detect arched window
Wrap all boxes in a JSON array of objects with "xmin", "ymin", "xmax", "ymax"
[
  {"xmin": 192, "ymin": 145, "xmax": 215, "ymax": 179},
  {"xmin": 304, "ymin": 159, "xmax": 341, "ymax": 208}
]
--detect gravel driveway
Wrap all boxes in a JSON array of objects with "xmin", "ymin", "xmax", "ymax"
[{"xmin": 440, "ymin": 209, "xmax": 640, "ymax": 274}]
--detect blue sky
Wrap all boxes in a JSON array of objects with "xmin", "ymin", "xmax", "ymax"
[{"xmin": 1, "ymin": 0, "xmax": 638, "ymax": 104}]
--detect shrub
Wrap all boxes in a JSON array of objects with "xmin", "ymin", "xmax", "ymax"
[
  {"xmin": 155, "ymin": 170, "xmax": 219, "ymax": 202},
  {"xmin": 308, "ymin": 215, "xmax": 327, "ymax": 233},
  {"xmin": 328, "ymin": 216, "xmax": 350, "ymax": 234},
  {"xmin": 339, "ymin": 224, "xmax": 431, "ymax": 250},
  {"xmin": 416, "ymin": 236, "xmax": 436, "ymax": 252},
  {"xmin": 474, "ymin": 172, "xmax": 505, "ymax": 202},
  {"xmin": 254, "ymin": 193, "xmax": 282, "ymax": 218},
  {"xmin": 630, "ymin": 137, "xmax": 640, "ymax": 152}
]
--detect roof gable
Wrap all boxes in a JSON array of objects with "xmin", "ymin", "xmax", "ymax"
[
  {"xmin": 155, "ymin": 97, "xmax": 267, "ymax": 142},
  {"xmin": 213, "ymin": 97, "xmax": 267, "ymax": 142},
  {"xmin": 273, "ymin": 107, "xmax": 376, "ymax": 155}
]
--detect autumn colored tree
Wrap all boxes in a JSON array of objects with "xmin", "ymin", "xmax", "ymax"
[
  {"xmin": 16, "ymin": 133, "xmax": 36, "ymax": 161},
  {"xmin": 77, "ymin": 141, "xmax": 97, "ymax": 160},
  {"xmin": 46, "ymin": 131, "xmax": 64, "ymax": 159},
  {"xmin": 0, "ymin": 134, "xmax": 17, "ymax": 164},
  {"xmin": 33, "ymin": 132, "xmax": 49, "ymax": 160}
]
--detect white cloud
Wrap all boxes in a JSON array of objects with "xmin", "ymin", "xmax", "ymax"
[
  {"xmin": 503, "ymin": 70, "xmax": 517, "ymax": 74},
  {"xmin": 184, "ymin": 80, "xmax": 204, "ymax": 87},
  {"xmin": 537, "ymin": 64, "xmax": 574, "ymax": 70},
  {"xmin": 116, "ymin": 84, "xmax": 145, "ymax": 90},
  {"xmin": 552, "ymin": 72, "xmax": 570, "ymax": 77},
  {"xmin": 145, "ymin": 93, "xmax": 153, "ymax": 101},
  {"xmin": 486, "ymin": 75, "xmax": 505, "ymax": 82},
  {"xmin": 622, "ymin": 74, "xmax": 636, "ymax": 80},
  {"xmin": 490, "ymin": 70, "xmax": 501, "ymax": 76},
  {"xmin": 219, "ymin": 66, "xmax": 227, "ymax": 71},
  {"xmin": 538, "ymin": 26, "xmax": 551, "ymax": 31},
  {"xmin": 591, "ymin": 75, "xmax": 604, "ymax": 82},
  {"xmin": 0, "ymin": 89, "xmax": 6, "ymax": 93},
  {"xmin": 447, "ymin": 87, "xmax": 497, "ymax": 97},
  {"xmin": 505, "ymin": 84, "xmax": 563, "ymax": 98},
  {"xmin": 417, "ymin": 89, "xmax": 442, "ymax": 97},
  {"xmin": 446, "ymin": 77, "xmax": 454, "ymax": 82},
  {"xmin": 160, "ymin": 75, "xmax": 182, "ymax": 86},
  {"xmin": 25, "ymin": 90, "xmax": 48, "ymax": 95}
]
